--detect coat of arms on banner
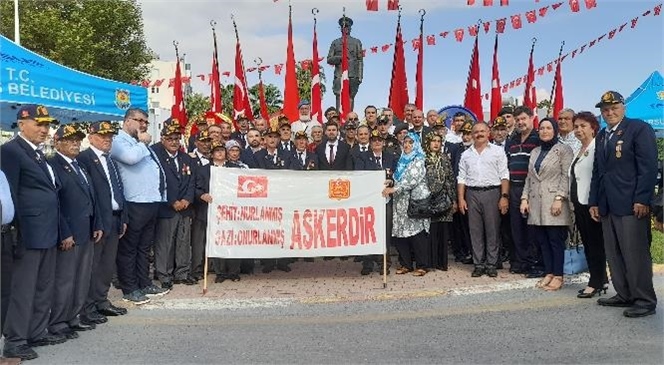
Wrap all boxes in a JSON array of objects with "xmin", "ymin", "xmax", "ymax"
[
  {"xmin": 328, "ymin": 179, "xmax": 350, "ymax": 200},
  {"xmin": 114, "ymin": 89, "xmax": 131, "ymax": 110},
  {"xmin": 237, "ymin": 176, "xmax": 268, "ymax": 198}
]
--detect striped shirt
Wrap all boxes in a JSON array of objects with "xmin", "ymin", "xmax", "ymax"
[{"xmin": 505, "ymin": 129, "xmax": 540, "ymax": 184}]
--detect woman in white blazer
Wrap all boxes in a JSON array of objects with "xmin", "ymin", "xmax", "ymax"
[{"xmin": 569, "ymin": 112, "xmax": 607, "ymax": 298}]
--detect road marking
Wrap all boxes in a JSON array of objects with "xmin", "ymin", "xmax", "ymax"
[{"xmin": 141, "ymin": 297, "xmax": 295, "ymax": 311}]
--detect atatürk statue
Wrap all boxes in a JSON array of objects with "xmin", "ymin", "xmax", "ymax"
[{"xmin": 327, "ymin": 16, "xmax": 363, "ymax": 112}]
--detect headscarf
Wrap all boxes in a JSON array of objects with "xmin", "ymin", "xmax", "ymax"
[
  {"xmin": 539, "ymin": 117, "xmax": 559, "ymax": 151},
  {"xmin": 394, "ymin": 131, "xmax": 425, "ymax": 182},
  {"xmin": 423, "ymin": 131, "xmax": 443, "ymax": 165}
]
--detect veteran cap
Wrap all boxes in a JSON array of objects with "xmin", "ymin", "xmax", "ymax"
[
  {"xmin": 210, "ymin": 141, "xmax": 226, "ymax": 152},
  {"xmin": 294, "ymin": 130, "xmax": 308, "ymax": 140},
  {"xmin": 498, "ymin": 106, "xmax": 515, "ymax": 117},
  {"xmin": 17, "ymin": 105, "xmax": 56, "ymax": 124},
  {"xmin": 377, "ymin": 116, "xmax": 390, "ymax": 125},
  {"xmin": 88, "ymin": 121, "xmax": 117, "ymax": 135},
  {"xmin": 196, "ymin": 130, "xmax": 211, "ymax": 142},
  {"xmin": 54, "ymin": 124, "xmax": 85, "ymax": 141},
  {"xmin": 369, "ymin": 129, "xmax": 384, "ymax": 141},
  {"xmin": 595, "ymin": 91, "xmax": 625, "ymax": 108},
  {"xmin": 431, "ymin": 115, "xmax": 446, "ymax": 129},
  {"xmin": 161, "ymin": 122, "xmax": 182, "ymax": 136},
  {"xmin": 460, "ymin": 121, "xmax": 474, "ymax": 134},
  {"xmin": 491, "ymin": 116, "xmax": 508, "ymax": 129}
]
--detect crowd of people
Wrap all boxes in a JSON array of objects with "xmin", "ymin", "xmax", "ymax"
[{"xmin": 0, "ymin": 89, "xmax": 661, "ymax": 361}]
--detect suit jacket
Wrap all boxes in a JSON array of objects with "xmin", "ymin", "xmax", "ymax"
[
  {"xmin": 522, "ymin": 143, "xmax": 574, "ymax": 226},
  {"xmin": 152, "ymin": 143, "xmax": 195, "ymax": 218},
  {"xmin": 356, "ymin": 150, "xmax": 398, "ymax": 173},
  {"xmin": 286, "ymin": 150, "xmax": 319, "ymax": 170},
  {"xmin": 277, "ymin": 140, "xmax": 296, "ymax": 155},
  {"xmin": 254, "ymin": 149, "xmax": 290, "ymax": 169},
  {"xmin": 350, "ymin": 144, "xmax": 371, "ymax": 166},
  {"xmin": 589, "ymin": 117, "xmax": 658, "ymax": 216},
  {"xmin": 409, "ymin": 127, "xmax": 432, "ymax": 143},
  {"xmin": 194, "ymin": 164, "xmax": 211, "ymax": 223},
  {"xmin": 78, "ymin": 148, "xmax": 128, "ymax": 234},
  {"xmin": 241, "ymin": 147, "xmax": 260, "ymax": 169},
  {"xmin": 569, "ymin": 138, "xmax": 595, "ymax": 205},
  {"xmin": 315, "ymin": 140, "xmax": 353, "ymax": 170},
  {"xmin": 0, "ymin": 137, "xmax": 61, "ymax": 249},
  {"xmin": 49, "ymin": 153, "xmax": 102, "ymax": 245},
  {"xmin": 230, "ymin": 131, "xmax": 248, "ymax": 149}
]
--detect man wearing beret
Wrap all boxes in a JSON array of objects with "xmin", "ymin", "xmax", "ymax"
[
  {"xmin": 589, "ymin": 91, "xmax": 658, "ymax": 318},
  {"xmin": 78, "ymin": 121, "xmax": 129, "ymax": 322},
  {"xmin": 327, "ymin": 16, "xmax": 363, "ymax": 111},
  {"xmin": 152, "ymin": 120, "xmax": 197, "ymax": 289},
  {"xmin": 498, "ymin": 106, "xmax": 517, "ymax": 138},
  {"xmin": 48, "ymin": 124, "xmax": 103, "ymax": 338},
  {"xmin": 2, "ymin": 105, "xmax": 63, "ymax": 360},
  {"xmin": 291, "ymin": 101, "xmax": 322, "ymax": 143}
]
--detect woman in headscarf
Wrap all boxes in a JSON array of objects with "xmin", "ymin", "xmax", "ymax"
[
  {"xmin": 382, "ymin": 132, "xmax": 431, "ymax": 276},
  {"xmin": 520, "ymin": 118, "xmax": 574, "ymax": 291},
  {"xmin": 423, "ymin": 132, "xmax": 456, "ymax": 271}
]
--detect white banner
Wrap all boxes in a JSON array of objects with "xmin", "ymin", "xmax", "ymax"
[{"xmin": 206, "ymin": 168, "xmax": 387, "ymax": 259}]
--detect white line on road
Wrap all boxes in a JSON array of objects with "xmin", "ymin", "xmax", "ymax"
[{"xmin": 141, "ymin": 297, "xmax": 296, "ymax": 311}]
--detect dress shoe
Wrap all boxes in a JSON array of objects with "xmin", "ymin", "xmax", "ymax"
[
  {"xmin": 3, "ymin": 344, "xmax": 38, "ymax": 361},
  {"xmin": 70, "ymin": 323, "xmax": 95, "ymax": 332},
  {"xmin": 486, "ymin": 267, "xmax": 498, "ymax": 277},
  {"xmin": 97, "ymin": 307, "xmax": 124, "ymax": 317},
  {"xmin": 81, "ymin": 312, "xmax": 107, "ymax": 325},
  {"xmin": 214, "ymin": 275, "xmax": 226, "ymax": 283},
  {"xmin": 471, "ymin": 267, "xmax": 485, "ymax": 277},
  {"xmin": 28, "ymin": 333, "xmax": 67, "ymax": 347},
  {"xmin": 597, "ymin": 295, "xmax": 633, "ymax": 307},
  {"xmin": 174, "ymin": 277, "xmax": 198, "ymax": 285},
  {"xmin": 623, "ymin": 307, "xmax": 656, "ymax": 318},
  {"xmin": 109, "ymin": 305, "xmax": 128, "ymax": 315},
  {"xmin": 360, "ymin": 267, "xmax": 372, "ymax": 276},
  {"xmin": 509, "ymin": 267, "xmax": 528, "ymax": 274},
  {"xmin": 525, "ymin": 269, "xmax": 545, "ymax": 278},
  {"xmin": 262, "ymin": 266, "xmax": 274, "ymax": 273},
  {"xmin": 53, "ymin": 327, "xmax": 79, "ymax": 340},
  {"xmin": 161, "ymin": 281, "xmax": 174, "ymax": 290},
  {"xmin": 461, "ymin": 257, "xmax": 474, "ymax": 265}
]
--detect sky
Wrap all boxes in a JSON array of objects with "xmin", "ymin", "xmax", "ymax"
[{"xmin": 138, "ymin": 0, "xmax": 664, "ymax": 117}]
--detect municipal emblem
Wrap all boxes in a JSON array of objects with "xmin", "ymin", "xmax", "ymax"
[
  {"xmin": 328, "ymin": 179, "xmax": 351, "ymax": 200},
  {"xmin": 657, "ymin": 90, "xmax": 664, "ymax": 101},
  {"xmin": 115, "ymin": 89, "xmax": 131, "ymax": 110}
]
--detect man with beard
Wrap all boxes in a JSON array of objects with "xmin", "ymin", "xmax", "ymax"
[
  {"xmin": 241, "ymin": 128, "xmax": 262, "ymax": 168},
  {"xmin": 316, "ymin": 118, "xmax": 353, "ymax": 171},
  {"xmin": 291, "ymin": 101, "xmax": 322, "ymax": 142},
  {"xmin": 230, "ymin": 115, "xmax": 251, "ymax": 148}
]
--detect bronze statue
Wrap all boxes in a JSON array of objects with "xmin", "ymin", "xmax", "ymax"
[{"xmin": 327, "ymin": 16, "xmax": 363, "ymax": 112}]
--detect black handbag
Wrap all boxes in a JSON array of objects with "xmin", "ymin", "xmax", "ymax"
[
  {"xmin": 429, "ymin": 193, "xmax": 453, "ymax": 218},
  {"xmin": 407, "ymin": 196, "xmax": 432, "ymax": 219}
]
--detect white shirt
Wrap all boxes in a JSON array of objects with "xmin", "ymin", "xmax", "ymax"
[
  {"xmin": 91, "ymin": 146, "xmax": 120, "ymax": 210},
  {"xmin": 168, "ymin": 151, "xmax": 180, "ymax": 171},
  {"xmin": 446, "ymin": 133, "xmax": 462, "ymax": 144},
  {"xmin": 559, "ymin": 132, "xmax": 581, "ymax": 155},
  {"xmin": 56, "ymin": 151, "xmax": 88, "ymax": 184},
  {"xmin": 457, "ymin": 143, "xmax": 509, "ymax": 187},
  {"xmin": 325, "ymin": 140, "xmax": 339, "ymax": 164},
  {"xmin": 19, "ymin": 134, "xmax": 55, "ymax": 185},
  {"xmin": 357, "ymin": 144, "xmax": 370, "ymax": 152},
  {"xmin": 193, "ymin": 149, "xmax": 209, "ymax": 166}
]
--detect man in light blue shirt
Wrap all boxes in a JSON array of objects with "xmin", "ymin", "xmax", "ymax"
[
  {"xmin": 110, "ymin": 108, "xmax": 169, "ymax": 304},
  {"xmin": 1, "ymin": 168, "xmax": 16, "ymax": 331}
]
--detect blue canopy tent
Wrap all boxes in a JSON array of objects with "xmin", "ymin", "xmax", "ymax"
[
  {"xmin": 623, "ymin": 70, "xmax": 664, "ymax": 130},
  {"xmin": 0, "ymin": 34, "xmax": 147, "ymax": 130}
]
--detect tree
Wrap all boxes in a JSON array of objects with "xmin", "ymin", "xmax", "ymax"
[
  {"xmin": 0, "ymin": 0, "xmax": 153, "ymax": 82},
  {"xmin": 537, "ymin": 99, "xmax": 551, "ymax": 111},
  {"xmin": 296, "ymin": 63, "xmax": 326, "ymax": 102},
  {"xmin": 185, "ymin": 93, "xmax": 211, "ymax": 121},
  {"xmin": 217, "ymin": 82, "xmax": 283, "ymax": 119}
]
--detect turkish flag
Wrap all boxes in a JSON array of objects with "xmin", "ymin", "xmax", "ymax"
[
  {"xmin": 463, "ymin": 36, "xmax": 482, "ymax": 121},
  {"xmin": 366, "ymin": 0, "xmax": 378, "ymax": 11},
  {"xmin": 483, "ymin": 0, "xmax": 493, "ymax": 6},
  {"xmin": 415, "ymin": 27, "xmax": 424, "ymax": 110},
  {"xmin": 569, "ymin": 0, "xmax": 580, "ymax": 12},
  {"xmin": 490, "ymin": 34, "xmax": 502, "ymax": 120},
  {"xmin": 584, "ymin": 0, "xmax": 596, "ymax": 9},
  {"xmin": 233, "ymin": 37, "xmax": 253, "ymax": 122},
  {"xmin": 388, "ymin": 20, "xmax": 409, "ymax": 121},
  {"xmin": 171, "ymin": 59, "xmax": 188, "ymax": 129},
  {"xmin": 283, "ymin": 9, "xmax": 299, "ymax": 121},
  {"xmin": 510, "ymin": 14, "xmax": 522, "ymax": 29},
  {"xmin": 526, "ymin": 10, "xmax": 537, "ymax": 23},
  {"xmin": 210, "ymin": 30, "xmax": 222, "ymax": 113},
  {"xmin": 501, "ymin": 0, "xmax": 509, "ymax": 5},
  {"xmin": 454, "ymin": 28, "xmax": 464, "ymax": 42},
  {"xmin": 496, "ymin": 18, "xmax": 507, "ymax": 33},
  {"xmin": 311, "ymin": 19, "xmax": 322, "ymax": 123},
  {"xmin": 387, "ymin": 0, "xmax": 399, "ymax": 11},
  {"xmin": 552, "ymin": 58, "xmax": 564, "ymax": 120},
  {"xmin": 539, "ymin": 6, "xmax": 549, "ymax": 17},
  {"xmin": 468, "ymin": 25, "xmax": 479, "ymax": 37},
  {"xmin": 426, "ymin": 35, "xmax": 436, "ymax": 45}
]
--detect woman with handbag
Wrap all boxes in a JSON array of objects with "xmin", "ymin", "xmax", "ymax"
[
  {"xmin": 569, "ymin": 112, "xmax": 608, "ymax": 298},
  {"xmin": 423, "ymin": 132, "xmax": 456, "ymax": 271},
  {"xmin": 381, "ymin": 132, "xmax": 431, "ymax": 276},
  {"xmin": 520, "ymin": 118, "xmax": 574, "ymax": 291}
]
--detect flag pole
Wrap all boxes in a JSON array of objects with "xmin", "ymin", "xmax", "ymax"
[
  {"xmin": 547, "ymin": 41, "xmax": 565, "ymax": 117},
  {"xmin": 13, "ymin": 0, "xmax": 20, "ymax": 44},
  {"xmin": 210, "ymin": 19, "xmax": 221, "ymax": 113},
  {"xmin": 415, "ymin": 9, "xmax": 426, "ymax": 110}
]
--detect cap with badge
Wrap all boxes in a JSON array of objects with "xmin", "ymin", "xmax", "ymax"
[
  {"xmin": 369, "ymin": 129, "xmax": 384, "ymax": 141},
  {"xmin": 377, "ymin": 116, "xmax": 390, "ymax": 125},
  {"xmin": 195, "ymin": 130, "xmax": 211, "ymax": 142},
  {"xmin": 278, "ymin": 115, "xmax": 291, "ymax": 129},
  {"xmin": 266, "ymin": 124, "xmax": 280, "ymax": 136},
  {"xmin": 498, "ymin": 106, "xmax": 515, "ymax": 117},
  {"xmin": 393, "ymin": 123, "xmax": 409, "ymax": 135},
  {"xmin": 294, "ymin": 130, "xmax": 308, "ymax": 140},
  {"xmin": 460, "ymin": 121, "xmax": 474, "ymax": 134},
  {"xmin": 344, "ymin": 121, "xmax": 358, "ymax": 130},
  {"xmin": 54, "ymin": 124, "xmax": 85, "ymax": 141},
  {"xmin": 595, "ymin": 91, "xmax": 624, "ymax": 108},
  {"xmin": 491, "ymin": 116, "xmax": 508, "ymax": 129},
  {"xmin": 210, "ymin": 141, "xmax": 226, "ymax": 152},
  {"xmin": 431, "ymin": 115, "xmax": 446, "ymax": 129},
  {"xmin": 17, "ymin": 105, "xmax": 56, "ymax": 124},
  {"xmin": 161, "ymin": 120, "xmax": 182, "ymax": 136},
  {"xmin": 88, "ymin": 121, "xmax": 117, "ymax": 135}
]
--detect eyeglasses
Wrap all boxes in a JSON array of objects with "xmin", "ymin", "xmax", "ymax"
[
  {"xmin": 130, "ymin": 117, "xmax": 149, "ymax": 125},
  {"xmin": 347, "ymin": 118, "xmax": 359, "ymax": 122},
  {"xmin": 163, "ymin": 136, "xmax": 180, "ymax": 142}
]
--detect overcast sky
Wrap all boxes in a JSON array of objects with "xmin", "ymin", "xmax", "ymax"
[{"xmin": 138, "ymin": 0, "xmax": 664, "ymax": 116}]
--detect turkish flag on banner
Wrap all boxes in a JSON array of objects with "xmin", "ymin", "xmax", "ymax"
[
  {"xmin": 496, "ymin": 18, "xmax": 507, "ymax": 33},
  {"xmin": 387, "ymin": 0, "xmax": 399, "ymax": 10},
  {"xmin": 526, "ymin": 10, "xmax": 537, "ymax": 23},
  {"xmin": 511, "ymin": 14, "xmax": 522, "ymax": 29},
  {"xmin": 584, "ymin": 0, "xmax": 596, "ymax": 9},
  {"xmin": 455, "ymin": 28, "xmax": 465, "ymax": 42},
  {"xmin": 569, "ymin": 0, "xmax": 580, "ymax": 12},
  {"xmin": 366, "ymin": 0, "xmax": 378, "ymax": 11}
]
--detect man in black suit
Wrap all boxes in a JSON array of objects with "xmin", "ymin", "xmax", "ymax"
[
  {"xmin": 355, "ymin": 130, "xmax": 397, "ymax": 275},
  {"xmin": 408, "ymin": 110, "xmax": 432, "ymax": 144},
  {"xmin": 78, "ymin": 121, "xmax": 128, "ymax": 322},
  {"xmin": 152, "ymin": 122, "xmax": 197, "ymax": 289},
  {"xmin": 241, "ymin": 128, "xmax": 262, "ymax": 168},
  {"xmin": 349, "ymin": 124, "xmax": 371, "ymax": 165},
  {"xmin": 589, "ymin": 91, "xmax": 658, "ymax": 318},
  {"xmin": 230, "ymin": 115, "xmax": 251, "ymax": 149},
  {"xmin": 47, "ymin": 125, "xmax": 104, "ymax": 339},
  {"xmin": 189, "ymin": 131, "xmax": 212, "ymax": 280},
  {"xmin": 1, "ymin": 105, "xmax": 64, "ymax": 361},
  {"xmin": 316, "ymin": 119, "xmax": 353, "ymax": 171},
  {"xmin": 276, "ymin": 117, "xmax": 296, "ymax": 154},
  {"xmin": 287, "ymin": 131, "xmax": 319, "ymax": 170}
]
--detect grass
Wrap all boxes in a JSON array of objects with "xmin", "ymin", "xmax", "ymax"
[{"xmin": 653, "ymin": 230, "xmax": 664, "ymax": 265}]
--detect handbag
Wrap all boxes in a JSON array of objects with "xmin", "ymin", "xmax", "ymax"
[
  {"xmin": 564, "ymin": 245, "xmax": 588, "ymax": 275},
  {"xmin": 407, "ymin": 196, "xmax": 432, "ymax": 219}
]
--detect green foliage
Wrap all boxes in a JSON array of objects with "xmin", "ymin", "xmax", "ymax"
[
  {"xmin": 211, "ymin": 82, "xmax": 284, "ymax": 119},
  {"xmin": 296, "ymin": 63, "xmax": 327, "ymax": 103},
  {"xmin": 185, "ymin": 93, "xmax": 210, "ymax": 120},
  {"xmin": 652, "ymin": 229, "xmax": 663, "ymax": 264},
  {"xmin": 0, "ymin": 0, "xmax": 153, "ymax": 82},
  {"xmin": 657, "ymin": 137, "xmax": 663, "ymax": 161}
]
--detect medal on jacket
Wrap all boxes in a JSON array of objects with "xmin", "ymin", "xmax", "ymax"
[{"xmin": 616, "ymin": 140, "xmax": 623, "ymax": 159}]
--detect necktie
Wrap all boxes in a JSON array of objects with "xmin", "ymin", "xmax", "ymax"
[
  {"xmin": 103, "ymin": 153, "xmax": 124, "ymax": 210},
  {"xmin": 148, "ymin": 148, "xmax": 166, "ymax": 200},
  {"xmin": 298, "ymin": 152, "xmax": 304, "ymax": 166},
  {"xmin": 604, "ymin": 129, "xmax": 614, "ymax": 149},
  {"xmin": 361, "ymin": 146, "xmax": 367, "ymax": 152},
  {"xmin": 35, "ymin": 150, "xmax": 53, "ymax": 186},
  {"xmin": 328, "ymin": 144, "xmax": 335, "ymax": 165},
  {"xmin": 71, "ymin": 160, "xmax": 88, "ymax": 186},
  {"xmin": 375, "ymin": 155, "xmax": 382, "ymax": 168}
]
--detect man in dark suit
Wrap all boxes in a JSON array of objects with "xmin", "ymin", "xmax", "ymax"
[
  {"xmin": 78, "ymin": 121, "xmax": 128, "ymax": 322},
  {"xmin": 355, "ymin": 130, "xmax": 398, "ymax": 275},
  {"xmin": 408, "ymin": 110, "xmax": 432, "ymax": 144},
  {"xmin": 589, "ymin": 91, "xmax": 658, "ymax": 318},
  {"xmin": 316, "ymin": 119, "xmax": 353, "ymax": 171},
  {"xmin": 276, "ymin": 117, "xmax": 296, "ymax": 154},
  {"xmin": 349, "ymin": 124, "xmax": 371, "ymax": 165},
  {"xmin": 1, "ymin": 105, "xmax": 64, "ymax": 361},
  {"xmin": 189, "ymin": 131, "xmax": 212, "ymax": 280},
  {"xmin": 287, "ymin": 131, "xmax": 319, "ymax": 170},
  {"xmin": 230, "ymin": 115, "xmax": 251, "ymax": 149},
  {"xmin": 47, "ymin": 125, "xmax": 104, "ymax": 339},
  {"xmin": 241, "ymin": 128, "xmax": 262, "ymax": 168},
  {"xmin": 152, "ymin": 122, "xmax": 197, "ymax": 289}
]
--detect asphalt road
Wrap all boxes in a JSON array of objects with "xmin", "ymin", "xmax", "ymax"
[{"xmin": 26, "ymin": 277, "xmax": 664, "ymax": 364}]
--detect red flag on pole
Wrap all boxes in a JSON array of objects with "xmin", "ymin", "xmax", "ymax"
[
  {"xmin": 490, "ymin": 34, "xmax": 502, "ymax": 120},
  {"xmin": 171, "ymin": 55, "xmax": 188, "ymax": 129},
  {"xmin": 366, "ymin": 0, "xmax": 378, "ymax": 11},
  {"xmin": 387, "ymin": 0, "xmax": 400, "ymax": 11},
  {"xmin": 523, "ymin": 41, "xmax": 536, "ymax": 112},
  {"xmin": 388, "ymin": 14, "xmax": 409, "ymax": 121},
  {"xmin": 210, "ymin": 25, "xmax": 222, "ymax": 113},
  {"xmin": 232, "ymin": 19, "xmax": 253, "ymax": 123},
  {"xmin": 531, "ymin": 85, "xmax": 539, "ymax": 128},
  {"xmin": 414, "ymin": 12, "xmax": 425, "ymax": 110},
  {"xmin": 258, "ymin": 78, "xmax": 269, "ymax": 121},
  {"xmin": 463, "ymin": 36, "xmax": 482, "ymax": 121},
  {"xmin": 311, "ymin": 14, "xmax": 323, "ymax": 123},
  {"xmin": 340, "ymin": 17, "xmax": 351, "ymax": 122},
  {"xmin": 283, "ymin": 6, "xmax": 300, "ymax": 122},
  {"xmin": 552, "ymin": 58, "xmax": 564, "ymax": 120}
]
